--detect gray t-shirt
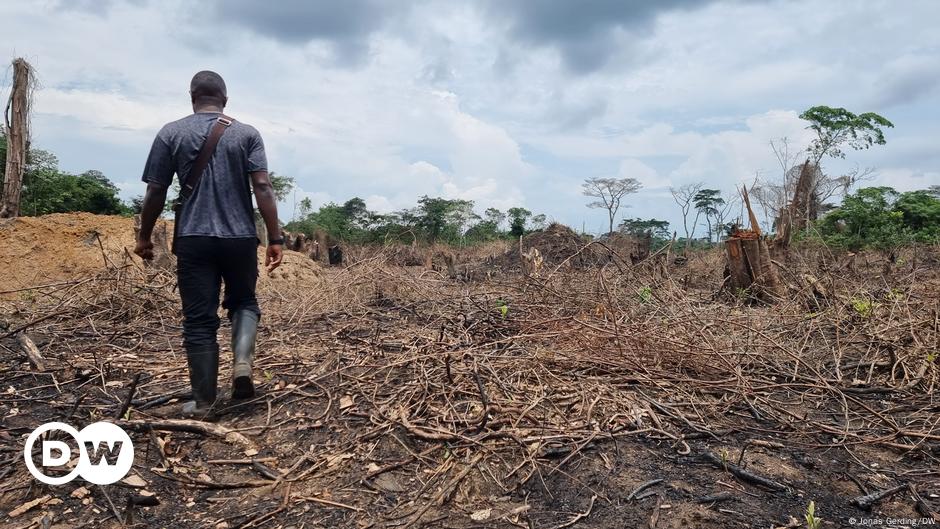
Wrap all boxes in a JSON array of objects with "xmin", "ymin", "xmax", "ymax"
[{"xmin": 142, "ymin": 112, "xmax": 267, "ymax": 238}]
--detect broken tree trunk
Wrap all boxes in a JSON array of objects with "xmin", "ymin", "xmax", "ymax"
[
  {"xmin": 1, "ymin": 58, "xmax": 33, "ymax": 218},
  {"xmin": 725, "ymin": 234, "xmax": 782, "ymax": 302},
  {"xmin": 725, "ymin": 185, "xmax": 783, "ymax": 302},
  {"xmin": 775, "ymin": 159, "xmax": 815, "ymax": 248}
]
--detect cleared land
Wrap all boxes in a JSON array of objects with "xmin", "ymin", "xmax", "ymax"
[{"xmin": 1, "ymin": 213, "xmax": 938, "ymax": 528}]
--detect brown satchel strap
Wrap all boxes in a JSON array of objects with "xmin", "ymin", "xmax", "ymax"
[{"xmin": 179, "ymin": 115, "xmax": 233, "ymax": 200}]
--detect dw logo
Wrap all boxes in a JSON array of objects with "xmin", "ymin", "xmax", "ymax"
[{"xmin": 23, "ymin": 422, "xmax": 134, "ymax": 485}]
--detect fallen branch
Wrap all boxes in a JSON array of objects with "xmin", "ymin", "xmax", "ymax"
[
  {"xmin": 701, "ymin": 452, "xmax": 789, "ymax": 493},
  {"xmin": 548, "ymin": 494, "xmax": 597, "ymax": 529},
  {"xmin": 119, "ymin": 419, "xmax": 257, "ymax": 451},
  {"xmin": 852, "ymin": 483, "xmax": 906, "ymax": 510},
  {"xmin": 17, "ymin": 332, "xmax": 45, "ymax": 371}
]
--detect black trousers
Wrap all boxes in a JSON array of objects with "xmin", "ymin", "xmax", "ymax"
[{"xmin": 175, "ymin": 236, "xmax": 260, "ymax": 348}]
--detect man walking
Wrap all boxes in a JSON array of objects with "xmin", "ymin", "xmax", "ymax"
[{"xmin": 134, "ymin": 71, "xmax": 283, "ymax": 417}]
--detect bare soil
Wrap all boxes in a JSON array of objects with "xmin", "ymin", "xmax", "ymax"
[{"xmin": 1, "ymin": 214, "xmax": 938, "ymax": 529}]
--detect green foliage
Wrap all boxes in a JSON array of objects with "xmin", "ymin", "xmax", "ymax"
[
  {"xmin": 1, "ymin": 135, "xmax": 128, "ymax": 216},
  {"xmin": 268, "ymin": 172, "xmax": 295, "ymax": 202},
  {"xmin": 284, "ymin": 195, "xmax": 547, "ymax": 246},
  {"xmin": 799, "ymin": 106, "xmax": 894, "ymax": 162},
  {"xmin": 619, "ymin": 218, "xmax": 670, "ymax": 240},
  {"xmin": 507, "ymin": 207, "xmax": 532, "ymax": 238},
  {"xmin": 692, "ymin": 189, "xmax": 726, "ymax": 243},
  {"xmin": 851, "ymin": 298, "xmax": 875, "ymax": 317},
  {"xmin": 894, "ymin": 190, "xmax": 940, "ymax": 233},
  {"xmin": 637, "ymin": 286, "xmax": 653, "ymax": 304},
  {"xmin": 804, "ymin": 501, "xmax": 822, "ymax": 529},
  {"xmin": 818, "ymin": 186, "xmax": 940, "ymax": 250}
]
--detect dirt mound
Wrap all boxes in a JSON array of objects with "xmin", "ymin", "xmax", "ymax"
[
  {"xmin": 0, "ymin": 213, "xmax": 321, "ymax": 292},
  {"xmin": 0, "ymin": 213, "xmax": 136, "ymax": 291},
  {"xmin": 505, "ymin": 222, "xmax": 604, "ymax": 268}
]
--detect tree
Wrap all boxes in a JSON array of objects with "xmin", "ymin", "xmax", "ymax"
[
  {"xmin": 506, "ymin": 207, "xmax": 531, "ymax": 238},
  {"xmin": 818, "ymin": 187, "xmax": 907, "ymax": 251},
  {"xmin": 407, "ymin": 196, "xmax": 475, "ymax": 243},
  {"xmin": 268, "ymin": 172, "xmax": 295, "ymax": 202},
  {"xmin": 298, "ymin": 197, "xmax": 313, "ymax": 217},
  {"xmin": 582, "ymin": 177, "xmax": 642, "ymax": 234},
  {"xmin": 670, "ymin": 182, "xmax": 703, "ymax": 251},
  {"xmin": 894, "ymin": 190, "xmax": 940, "ymax": 237},
  {"xmin": 619, "ymin": 218, "xmax": 670, "ymax": 240},
  {"xmin": 483, "ymin": 208, "xmax": 505, "ymax": 230},
  {"xmin": 799, "ymin": 106, "xmax": 894, "ymax": 165},
  {"xmin": 693, "ymin": 189, "xmax": 724, "ymax": 243},
  {"xmin": 530, "ymin": 213, "xmax": 547, "ymax": 231},
  {"xmin": 342, "ymin": 197, "xmax": 370, "ymax": 229}
]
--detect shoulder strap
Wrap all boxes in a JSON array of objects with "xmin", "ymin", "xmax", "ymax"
[{"xmin": 179, "ymin": 114, "xmax": 233, "ymax": 200}]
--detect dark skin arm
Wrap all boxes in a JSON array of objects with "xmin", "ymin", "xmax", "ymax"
[
  {"xmin": 251, "ymin": 170, "xmax": 283, "ymax": 272},
  {"xmin": 133, "ymin": 183, "xmax": 168, "ymax": 260}
]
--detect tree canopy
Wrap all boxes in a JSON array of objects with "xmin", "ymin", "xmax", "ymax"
[{"xmin": 799, "ymin": 106, "xmax": 894, "ymax": 163}]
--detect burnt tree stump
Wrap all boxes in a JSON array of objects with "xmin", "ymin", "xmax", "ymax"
[{"xmin": 725, "ymin": 234, "xmax": 782, "ymax": 302}]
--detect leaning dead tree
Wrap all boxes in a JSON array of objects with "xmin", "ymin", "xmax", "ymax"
[
  {"xmin": 1, "ymin": 58, "xmax": 34, "ymax": 218},
  {"xmin": 725, "ymin": 186, "xmax": 782, "ymax": 302},
  {"xmin": 773, "ymin": 160, "xmax": 815, "ymax": 246}
]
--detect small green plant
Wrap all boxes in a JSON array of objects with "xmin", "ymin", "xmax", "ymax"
[
  {"xmin": 927, "ymin": 351, "xmax": 937, "ymax": 363},
  {"xmin": 887, "ymin": 288, "xmax": 905, "ymax": 302},
  {"xmin": 804, "ymin": 500, "xmax": 822, "ymax": 529},
  {"xmin": 851, "ymin": 298, "xmax": 875, "ymax": 317},
  {"xmin": 496, "ymin": 300, "xmax": 509, "ymax": 318},
  {"xmin": 263, "ymin": 370, "xmax": 274, "ymax": 381},
  {"xmin": 637, "ymin": 286, "xmax": 653, "ymax": 304}
]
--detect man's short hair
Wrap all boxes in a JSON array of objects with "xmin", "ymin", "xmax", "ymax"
[{"xmin": 190, "ymin": 71, "xmax": 227, "ymax": 102}]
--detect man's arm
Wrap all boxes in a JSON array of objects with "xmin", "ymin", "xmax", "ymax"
[
  {"xmin": 250, "ymin": 170, "xmax": 283, "ymax": 271},
  {"xmin": 134, "ymin": 184, "xmax": 168, "ymax": 260}
]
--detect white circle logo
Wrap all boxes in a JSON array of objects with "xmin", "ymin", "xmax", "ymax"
[{"xmin": 24, "ymin": 421, "xmax": 134, "ymax": 485}]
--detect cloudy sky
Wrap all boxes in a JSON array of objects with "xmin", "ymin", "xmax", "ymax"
[{"xmin": 1, "ymin": 0, "xmax": 938, "ymax": 233}]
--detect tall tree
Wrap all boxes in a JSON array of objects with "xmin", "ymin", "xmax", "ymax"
[
  {"xmin": 619, "ymin": 218, "xmax": 670, "ymax": 239},
  {"xmin": 800, "ymin": 106, "xmax": 894, "ymax": 165},
  {"xmin": 267, "ymin": 172, "xmax": 295, "ymax": 202},
  {"xmin": 483, "ymin": 207, "xmax": 506, "ymax": 230},
  {"xmin": 506, "ymin": 207, "xmax": 531, "ymax": 238},
  {"xmin": 530, "ymin": 213, "xmax": 547, "ymax": 231},
  {"xmin": 582, "ymin": 177, "xmax": 642, "ymax": 234},
  {"xmin": 693, "ymin": 189, "xmax": 724, "ymax": 243},
  {"xmin": 670, "ymin": 182, "xmax": 703, "ymax": 250}
]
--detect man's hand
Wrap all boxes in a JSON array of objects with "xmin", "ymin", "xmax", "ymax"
[
  {"xmin": 266, "ymin": 243, "xmax": 283, "ymax": 272},
  {"xmin": 134, "ymin": 238, "xmax": 155, "ymax": 260}
]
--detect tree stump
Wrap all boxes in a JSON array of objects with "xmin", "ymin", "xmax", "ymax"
[
  {"xmin": 725, "ymin": 233, "xmax": 782, "ymax": 302},
  {"xmin": 328, "ymin": 245, "xmax": 343, "ymax": 266}
]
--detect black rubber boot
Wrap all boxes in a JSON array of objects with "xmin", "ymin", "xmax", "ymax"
[
  {"xmin": 182, "ymin": 344, "xmax": 219, "ymax": 418},
  {"xmin": 231, "ymin": 310, "xmax": 258, "ymax": 399}
]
